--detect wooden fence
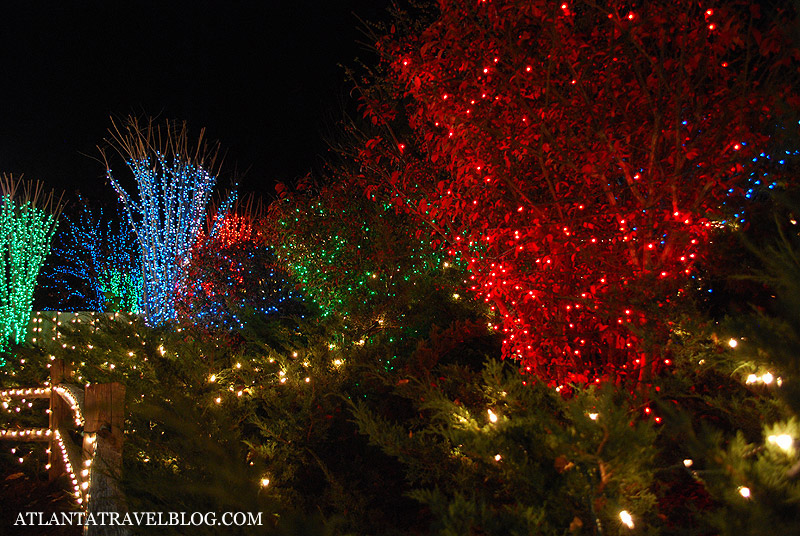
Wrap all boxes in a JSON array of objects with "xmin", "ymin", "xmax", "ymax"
[{"xmin": 1, "ymin": 359, "xmax": 128, "ymax": 535}]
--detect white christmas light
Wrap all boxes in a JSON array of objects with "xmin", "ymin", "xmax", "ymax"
[
  {"xmin": 768, "ymin": 434, "xmax": 793, "ymax": 452},
  {"xmin": 619, "ymin": 510, "xmax": 634, "ymax": 529}
]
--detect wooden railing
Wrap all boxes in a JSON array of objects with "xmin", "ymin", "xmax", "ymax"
[{"xmin": 1, "ymin": 359, "xmax": 127, "ymax": 535}]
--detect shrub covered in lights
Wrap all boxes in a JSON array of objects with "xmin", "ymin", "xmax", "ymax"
[
  {"xmin": 177, "ymin": 200, "xmax": 304, "ymax": 332},
  {"xmin": 4, "ymin": 304, "xmax": 494, "ymax": 532},
  {"xmin": 268, "ymin": 176, "xmax": 477, "ymax": 333},
  {"xmin": 357, "ymin": 0, "xmax": 800, "ymax": 384},
  {"xmin": 102, "ymin": 116, "xmax": 222, "ymax": 326},
  {"xmin": 44, "ymin": 200, "xmax": 142, "ymax": 312},
  {"xmin": 0, "ymin": 175, "xmax": 63, "ymax": 353},
  {"xmin": 351, "ymin": 360, "xmax": 661, "ymax": 534}
]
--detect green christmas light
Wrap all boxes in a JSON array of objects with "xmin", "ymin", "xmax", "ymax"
[
  {"xmin": 0, "ymin": 176, "xmax": 63, "ymax": 353},
  {"xmin": 272, "ymin": 195, "xmax": 465, "ymax": 319}
]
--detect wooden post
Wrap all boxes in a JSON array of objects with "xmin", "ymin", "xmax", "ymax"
[
  {"xmin": 49, "ymin": 359, "xmax": 72, "ymax": 481},
  {"xmin": 84, "ymin": 382, "xmax": 128, "ymax": 536}
]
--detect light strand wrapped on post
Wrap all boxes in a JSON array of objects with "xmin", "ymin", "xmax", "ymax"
[
  {"xmin": 0, "ymin": 175, "xmax": 63, "ymax": 354},
  {"xmin": 100, "ymin": 117, "xmax": 222, "ymax": 326}
]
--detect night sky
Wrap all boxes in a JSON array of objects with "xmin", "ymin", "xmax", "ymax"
[{"xmin": 0, "ymin": 0, "xmax": 391, "ymax": 199}]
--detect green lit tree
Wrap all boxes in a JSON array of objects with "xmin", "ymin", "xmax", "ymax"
[{"xmin": 0, "ymin": 175, "xmax": 63, "ymax": 355}]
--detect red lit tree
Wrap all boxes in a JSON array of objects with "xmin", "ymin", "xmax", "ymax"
[{"xmin": 356, "ymin": 0, "xmax": 800, "ymax": 384}]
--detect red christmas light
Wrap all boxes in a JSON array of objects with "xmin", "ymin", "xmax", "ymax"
[{"xmin": 355, "ymin": 0, "xmax": 798, "ymax": 384}]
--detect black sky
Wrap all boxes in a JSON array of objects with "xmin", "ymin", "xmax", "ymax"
[{"xmin": 0, "ymin": 0, "xmax": 390, "ymax": 198}]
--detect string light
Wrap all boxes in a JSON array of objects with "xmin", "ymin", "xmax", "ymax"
[
  {"xmin": 104, "ymin": 118, "xmax": 222, "ymax": 326},
  {"xmin": 53, "ymin": 429, "xmax": 86, "ymax": 506},
  {"xmin": 177, "ymin": 201, "xmax": 302, "ymax": 331},
  {"xmin": 0, "ymin": 428, "xmax": 52, "ymax": 439},
  {"xmin": 273, "ymin": 195, "xmax": 464, "ymax": 321},
  {"xmin": 0, "ymin": 387, "xmax": 50, "ymax": 398},
  {"xmin": 364, "ymin": 0, "xmax": 799, "ymax": 385},
  {"xmin": 0, "ymin": 177, "xmax": 63, "ymax": 351},
  {"xmin": 54, "ymin": 385, "xmax": 85, "ymax": 426},
  {"xmin": 45, "ymin": 202, "xmax": 142, "ymax": 313},
  {"xmin": 745, "ymin": 372, "xmax": 780, "ymax": 386}
]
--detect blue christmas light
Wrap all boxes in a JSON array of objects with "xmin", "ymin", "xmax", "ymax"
[
  {"xmin": 45, "ymin": 202, "xmax": 142, "ymax": 312},
  {"xmin": 177, "ymin": 205, "xmax": 304, "ymax": 331},
  {"xmin": 109, "ymin": 154, "xmax": 217, "ymax": 325}
]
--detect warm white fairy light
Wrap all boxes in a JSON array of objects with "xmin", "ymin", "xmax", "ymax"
[
  {"xmin": 54, "ymin": 385, "xmax": 85, "ymax": 426},
  {"xmin": 619, "ymin": 510, "xmax": 634, "ymax": 529},
  {"xmin": 260, "ymin": 477, "xmax": 270, "ymax": 487},
  {"xmin": 768, "ymin": 434, "xmax": 794, "ymax": 452},
  {"xmin": 588, "ymin": 413, "xmax": 599, "ymax": 421},
  {"xmin": 494, "ymin": 454, "xmax": 502, "ymax": 461},
  {"xmin": 0, "ymin": 428, "xmax": 52, "ymax": 439},
  {"xmin": 739, "ymin": 486, "xmax": 751, "ymax": 498},
  {"xmin": 728, "ymin": 338, "xmax": 738, "ymax": 348},
  {"xmin": 487, "ymin": 409, "xmax": 498, "ymax": 423},
  {"xmin": 53, "ymin": 429, "xmax": 87, "ymax": 507},
  {"xmin": 0, "ymin": 387, "xmax": 51, "ymax": 398},
  {"xmin": 745, "ymin": 372, "xmax": 779, "ymax": 386},
  {"xmin": 683, "ymin": 459, "xmax": 693, "ymax": 467}
]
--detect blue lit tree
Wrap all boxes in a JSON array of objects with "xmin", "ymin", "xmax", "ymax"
[
  {"xmin": 102, "ymin": 117, "xmax": 222, "ymax": 325},
  {"xmin": 0, "ymin": 175, "xmax": 63, "ymax": 353},
  {"xmin": 44, "ymin": 200, "xmax": 142, "ymax": 312}
]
